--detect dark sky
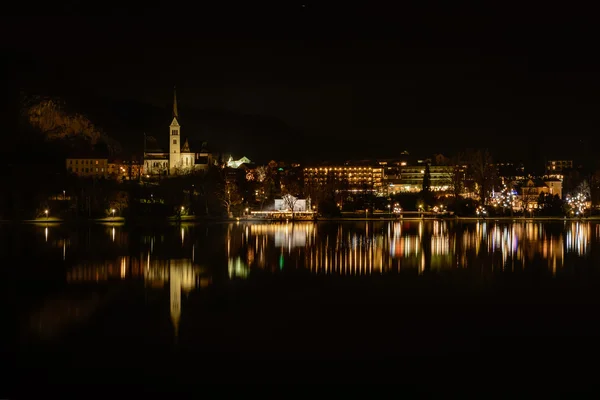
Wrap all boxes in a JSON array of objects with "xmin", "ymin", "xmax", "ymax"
[{"xmin": 4, "ymin": 4, "xmax": 600, "ymax": 166}]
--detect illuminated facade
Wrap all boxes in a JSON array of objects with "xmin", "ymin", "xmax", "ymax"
[
  {"xmin": 303, "ymin": 164, "xmax": 384, "ymax": 194},
  {"xmin": 226, "ymin": 156, "xmax": 253, "ymax": 169},
  {"xmin": 143, "ymin": 88, "xmax": 213, "ymax": 176},
  {"xmin": 304, "ymin": 160, "xmax": 458, "ymax": 196},
  {"xmin": 517, "ymin": 178, "xmax": 563, "ymax": 209},
  {"xmin": 387, "ymin": 164, "xmax": 454, "ymax": 194},
  {"xmin": 274, "ymin": 195, "xmax": 311, "ymax": 212},
  {"xmin": 546, "ymin": 160, "xmax": 573, "ymax": 176},
  {"xmin": 66, "ymin": 157, "xmax": 109, "ymax": 178},
  {"xmin": 107, "ymin": 159, "xmax": 142, "ymax": 181}
]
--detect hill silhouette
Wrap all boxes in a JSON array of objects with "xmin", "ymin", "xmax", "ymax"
[{"xmin": 4, "ymin": 49, "xmax": 303, "ymax": 164}]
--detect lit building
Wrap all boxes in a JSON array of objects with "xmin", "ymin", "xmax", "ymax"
[
  {"xmin": 387, "ymin": 162, "xmax": 454, "ymax": 194},
  {"xmin": 303, "ymin": 163, "xmax": 383, "ymax": 193},
  {"xmin": 544, "ymin": 178, "xmax": 562, "ymax": 198},
  {"xmin": 251, "ymin": 196, "xmax": 315, "ymax": 219},
  {"xmin": 516, "ymin": 178, "xmax": 563, "ymax": 209},
  {"xmin": 546, "ymin": 160, "xmax": 573, "ymax": 177},
  {"xmin": 66, "ymin": 155, "xmax": 109, "ymax": 178},
  {"xmin": 226, "ymin": 156, "xmax": 253, "ymax": 169},
  {"xmin": 143, "ymin": 88, "xmax": 214, "ymax": 176},
  {"xmin": 274, "ymin": 195, "xmax": 311, "ymax": 212},
  {"xmin": 108, "ymin": 158, "xmax": 142, "ymax": 181}
]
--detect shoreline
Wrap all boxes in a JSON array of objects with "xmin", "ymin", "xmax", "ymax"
[{"xmin": 1, "ymin": 215, "xmax": 598, "ymax": 224}]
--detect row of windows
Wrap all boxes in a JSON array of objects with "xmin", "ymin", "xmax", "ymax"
[
  {"xmin": 69, "ymin": 167, "xmax": 105, "ymax": 173},
  {"xmin": 68, "ymin": 159, "xmax": 106, "ymax": 165}
]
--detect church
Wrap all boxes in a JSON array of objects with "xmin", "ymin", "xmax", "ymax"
[{"xmin": 143, "ymin": 88, "xmax": 213, "ymax": 176}]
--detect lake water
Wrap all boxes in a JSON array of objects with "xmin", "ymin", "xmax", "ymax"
[{"xmin": 5, "ymin": 220, "xmax": 600, "ymax": 389}]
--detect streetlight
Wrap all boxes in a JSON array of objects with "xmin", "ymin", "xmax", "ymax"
[
  {"xmin": 111, "ymin": 208, "xmax": 116, "ymax": 217},
  {"xmin": 387, "ymin": 204, "xmax": 391, "ymax": 216},
  {"xmin": 63, "ymin": 190, "xmax": 66, "ymax": 200},
  {"xmin": 365, "ymin": 208, "xmax": 368, "ymax": 219},
  {"xmin": 44, "ymin": 209, "xmax": 49, "ymax": 219}
]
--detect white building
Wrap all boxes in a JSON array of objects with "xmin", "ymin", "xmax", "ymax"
[
  {"xmin": 274, "ymin": 195, "xmax": 311, "ymax": 212},
  {"xmin": 143, "ymin": 88, "xmax": 213, "ymax": 176},
  {"xmin": 226, "ymin": 156, "xmax": 253, "ymax": 169}
]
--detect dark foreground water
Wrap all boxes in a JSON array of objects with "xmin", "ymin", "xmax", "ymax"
[{"xmin": 4, "ymin": 220, "xmax": 600, "ymax": 392}]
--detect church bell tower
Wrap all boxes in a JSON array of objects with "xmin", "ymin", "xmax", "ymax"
[{"xmin": 169, "ymin": 86, "xmax": 181, "ymax": 174}]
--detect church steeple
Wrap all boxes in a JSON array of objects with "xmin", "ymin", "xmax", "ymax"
[
  {"xmin": 173, "ymin": 86, "xmax": 179, "ymax": 119},
  {"xmin": 169, "ymin": 86, "xmax": 181, "ymax": 175}
]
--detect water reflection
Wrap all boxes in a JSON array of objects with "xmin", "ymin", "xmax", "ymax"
[
  {"xmin": 65, "ymin": 256, "xmax": 210, "ymax": 339},
  {"xmin": 21, "ymin": 220, "xmax": 599, "ymax": 342},
  {"xmin": 226, "ymin": 220, "xmax": 595, "ymax": 276}
]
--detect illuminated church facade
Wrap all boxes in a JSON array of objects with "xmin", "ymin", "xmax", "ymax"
[{"xmin": 143, "ymin": 88, "xmax": 214, "ymax": 176}]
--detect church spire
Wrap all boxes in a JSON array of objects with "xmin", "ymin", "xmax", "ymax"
[{"xmin": 173, "ymin": 86, "xmax": 179, "ymax": 119}]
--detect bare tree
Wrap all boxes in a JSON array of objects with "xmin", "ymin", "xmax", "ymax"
[
  {"xmin": 445, "ymin": 154, "xmax": 466, "ymax": 200},
  {"xmin": 520, "ymin": 180, "xmax": 539, "ymax": 215},
  {"xmin": 219, "ymin": 180, "xmax": 243, "ymax": 217},
  {"xmin": 281, "ymin": 177, "xmax": 303, "ymax": 220},
  {"xmin": 468, "ymin": 149, "xmax": 496, "ymax": 205},
  {"xmin": 577, "ymin": 180, "xmax": 591, "ymax": 199}
]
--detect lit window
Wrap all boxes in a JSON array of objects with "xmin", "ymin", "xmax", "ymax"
[
  {"xmin": 95, "ymin": 168, "xmax": 98, "ymax": 172},
  {"xmin": 96, "ymin": 160, "xmax": 99, "ymax": 165}
]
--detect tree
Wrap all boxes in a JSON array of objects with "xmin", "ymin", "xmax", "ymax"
[
  {"xmin": 566, "ymin": 180, "xmax": 591, "ymax": 217},
  {"xmin": 538, "ymin": 193, "xmax": 564, "ymax": 216},
  {"xmin": 520, "ymin": 180, "xmax": 539, "ymax": 214},
  {"xmin": 219, "ymin": 180, "xmax": 243, "ymax": 217},
  {"xmin": 281, "ymin": 175, "xmax": 303, "ymax": 220},
  {"xmin": 468, "ymin": 149, "xmax": 496, "ymax": 205},
  {"xmin": 577, "ymin": 180, "xmax": 591, "ymax": 199},
  {"xmin": 422, "ymin": 163, "xmax": 431, "ymax": 193},
  {"xmin": 419, "ymin": 162, "xmax": 433, "ymax": 209},
  {"xmin": 445, "ymin": 154, "xmax": 466, "ymax": 201}
]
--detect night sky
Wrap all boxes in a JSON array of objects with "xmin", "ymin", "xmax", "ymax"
[{"xmin": 4, "ymin": 4, "xmax": 600, "ymax": 167}]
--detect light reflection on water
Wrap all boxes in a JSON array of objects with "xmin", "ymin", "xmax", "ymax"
[
  {"xmin": 30, "ymin": 220, "xmax": 597, "ymax": 277},
  {"xmin": 34, "ymin": 220, "xmax": 594, "ymax": 277},
  {"xmin": 17, "ymin": 220, "xmax": 598, "ymax": 341},
  {"xmin": 224, "ymin": 221, "xmax": 591, "ymax": 275}
]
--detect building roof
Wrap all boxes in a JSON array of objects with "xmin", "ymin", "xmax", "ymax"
[
  {"xmin": 173, "ymin": 86, "xmax": 179, "ymax": 119},
  {"xmin": 145, "ymin": 153, "xmax": 168, "ymax": 160},
  {"xmin": 67, "ymin": 150, "xmax": 109, "ymax": 159},
  {"xmin": 181, "ymin": 138, "xmax": 191, "ymax": 152},
  {"xmin": 517, "ymin": 178, "xmax": 548, "ymax": 188}
]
